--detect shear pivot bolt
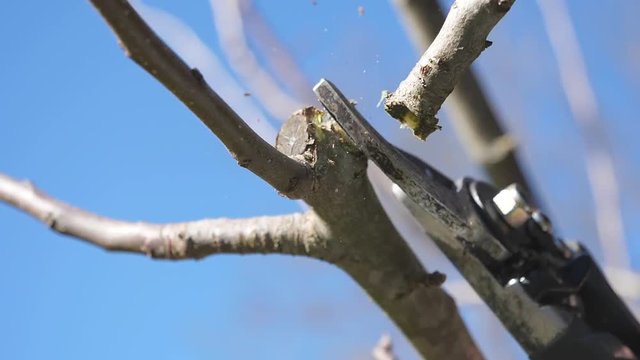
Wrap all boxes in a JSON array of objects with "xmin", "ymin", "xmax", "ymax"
[{"xmin": 492, "ymin": 184, "xmax": 530, "ymax": 228}]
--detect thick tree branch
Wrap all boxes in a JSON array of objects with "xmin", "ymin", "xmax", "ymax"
[
  {"xmin": 90, "ymin": 0, "xmax": 311, "ymax": 197},
  {"xmin": 277, "ymin": 109, "xmax": 483, "ymax": 360},
  {"xmin": 0, "ymin": 173, "xmax": 326, "ymax": 260},
  {"xmin": 2, "ymin": 151, "xmax": 481, "ymax": 359},
  {"xmin": 1, "ymin": 106, "xmax": 483, "ymax": 359},
  {"xmin": 385, "ymin": 0, "xmax": 514, "ymax": 140},
  {"xmin": 392, "ymin": 0, "xmax": 537, "ymax": 198},
  {"xmin": 7, "ymin": 1, "xmax": 485, "ymax": 358},
  {"xmin": 209, "ymin": 0, "xmax": 305, "ymax": 120}
]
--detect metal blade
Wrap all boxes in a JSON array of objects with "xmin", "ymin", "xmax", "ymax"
[{"xmin": 313, "ymin": 79, "xmax": 469, "ymax": 236}]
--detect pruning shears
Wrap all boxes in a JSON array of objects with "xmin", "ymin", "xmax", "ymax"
[{"xmin": 314, "ymin": 79, "xmax": 640, "ymax": 360}]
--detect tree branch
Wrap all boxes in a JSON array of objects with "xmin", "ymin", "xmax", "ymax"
[
  {"xmin": 2, "ymin": 106, "xmax": 483, "ymax": 359},
  {"xmin": 0, "ymin": 173, "xmax": 326, "ymax": 260},
  {"xmin": 391, "ymin": 0, "xmax": 537, "ymax": 198},
  {"xmin": 7, "ymin": 1, "xmax": 487, "ymax": 358},
  {"xmin": 385, "ymin": 0, "xmax": 514, "ymax": 140},
  {"xmin": 89, "ymin": 0, "xmax": 311, "ymax": 197},
  {"xmin": 277, "ymin": 109, "xmax": 484, "ymax": 360}
]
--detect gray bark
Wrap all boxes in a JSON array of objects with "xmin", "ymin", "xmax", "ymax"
[{"xmin": 385, "ymin": 0, "xmax": 514, "ymax": 140}]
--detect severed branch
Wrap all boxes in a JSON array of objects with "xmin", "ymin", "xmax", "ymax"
[
  {"xmin": 391, "ymin": 0, "xmax": 537, "ymax": 198},
  {"xmin": 385, "ymin": 0, "xmax": 514, "ymax": 140},
  {"xmin": 0, "ymin": 173, "xmax": 327, "ymax": 260},
  {"xmin": 90, "ymin": 0, "xmax": 311, "ymax": 197}
]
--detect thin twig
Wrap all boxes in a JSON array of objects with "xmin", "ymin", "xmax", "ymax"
[
  {"xmin": 385, "ymin": 0, "xmax": 515, "ymax": 140},
  {"xmin": 0, "ymin": 173, "xmax": 325, "ymax": 260},
  {"xmin": 90, "ymin": 0, "xmax": 311, "ymax": 197}
]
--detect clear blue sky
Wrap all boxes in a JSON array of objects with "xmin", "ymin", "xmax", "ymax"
[{"xmin": 1, "ymin": 1, "xmax": 639, "ymax": 359}]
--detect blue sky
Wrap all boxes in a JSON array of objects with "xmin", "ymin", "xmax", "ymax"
[{"xmin": 1, "ymin": 1, "xmax": 639, "ymax": 359}]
